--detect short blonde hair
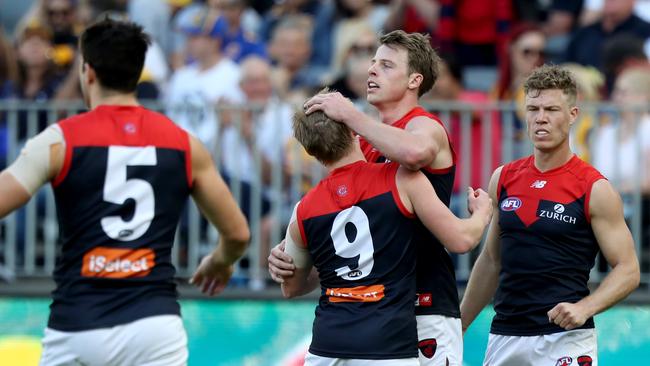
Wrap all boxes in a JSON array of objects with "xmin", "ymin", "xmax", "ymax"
[{"xmin": 524, "ymin": 64, "xmax": 578, "ymax": 106}]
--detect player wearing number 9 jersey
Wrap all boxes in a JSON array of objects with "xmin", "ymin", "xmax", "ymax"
[
  {"xmin": 279, "ymin": 101, "xmax": 492, "ymax": 365},
  {"xmin": 0, "ymin": 19, "xmax": 250, "ymax": 366}
]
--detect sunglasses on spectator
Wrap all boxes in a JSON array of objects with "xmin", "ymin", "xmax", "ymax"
[
  {"xmin": 48, "ymin": 8, "xmax": 72, "ymax": 17},
  {"xmin": 521, "ymin": 48, "xmax": 545, "ymax": 58},
  {"xmin": 350, "ymin": 44, "xmax": 376, "ymax": 54}
]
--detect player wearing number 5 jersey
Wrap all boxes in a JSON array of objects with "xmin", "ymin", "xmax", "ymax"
[
  {"xmin": 0, "ymin": 20, "xmax": 249, "ymax": 366},
  {"xmin": 280, "ymin": 102, "xmax": 492, "ymax": 365}
]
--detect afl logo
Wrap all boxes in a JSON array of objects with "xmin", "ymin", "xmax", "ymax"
[
  {"xmin": 554, "ymin": 204, "xmax": 565, "ymax": 214},
  {"xmin": 500, "ymin": 197, "xmax": 522, "ymax": 211}
]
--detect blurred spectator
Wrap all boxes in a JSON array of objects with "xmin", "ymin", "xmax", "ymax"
[
  {"xmin": 493, "ymin": 23, "xmax": 546, "ymax": 156},
  {"xmin": 329, "ymin": 22, "xmax": 377, "ymax": 77},
  {"xmin": 326, "ymin": 25, "xmax": 378, "ymax": 103},
  {"xmin": 0, "ymin": 28, "xmax": 19, "ymax": 169},
  {"xmin": 435, "ymin": 0, "xmax": 513, "ymax": 66},
  {"xmin": 219, "ymin": 56, "xmax": 294, "ymax": 288},
  {"xmin": 384, "ymin": 0, "xmax": 439, "ymax": 35},
  {"xmin": 581, "ymin": 0, "xmax": 650, "ymax": 26},
  {"xmin": 128, "ymin": 0, "xmax": 173, "ymax": 56},
  {"xmin": 313, "ymin": 0, "xmax": 388, "ymax": 71},
  {"xmin": 258, "ymin": 0, "xmax": 333, "ymax": 72},
  {"xmin": 566, "ymin": 0, "xmax": 650, "ymax": 71},
  {"xmin": 258, "ymin": 0, "xmax": 323, "ymax": 42},
  {"xmin": 268, "ymin": 15, "xmax": 323, "ymax": 104},
  {"xmin": 211, "ymin": 0, "xmax": 267, "ymax": 63},
  {"xmin": 209, "ymin": 0, "xmax": 262, "ymax": 36},
  {"xmin": 425, "ymin": 52, "xmax": 501, "ymax": 209},
  {"xmin": 220, "ymin": 56, "xmax": 293, "ymax": 194},
  {"xmin": 0, "ymin": 23, "xmax": 63, "ymax": 140},
  {"xmin": 602, "ymin": 34, "xmax": 649, "ymax": 94},
  {"xmin": 169, "ymin": 0, "xmax": 198, "ymax": 69},
  {"xmin": 17, "ymin": 0, "xmax": 81, "ymax": 72},
  {"xmin": 562, "ymin": 63, "xmax": 605, "ymax": 163},
  {"xmin": 165, "ymin": 10, "xmax": 243, "ymax": 149},
  {"xmin": 592, "ymin": 65, "xmax": 650, "ymax": 270}
]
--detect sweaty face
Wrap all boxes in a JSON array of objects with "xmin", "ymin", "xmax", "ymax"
[
  {"xmin": 367, "ymin": 45, "xmax": 411, "ymax": 106},
  {"xmin": 525, "ymin": 89, "xmax": 577, "ymax": 152}
]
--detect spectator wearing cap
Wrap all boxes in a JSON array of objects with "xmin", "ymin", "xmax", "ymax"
[{"xmin": 165, "ymin": 9, "xmax": 243, "ymax": 149}]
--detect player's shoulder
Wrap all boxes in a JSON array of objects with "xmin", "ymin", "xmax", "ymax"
[
  {"xmin": 565, "ymin": 156, "xmax": 605, "ymax": 185},
  {"xmin": 502, "ymin": 155, "xmax": 534, "ymax": 175},
  {"xmin": 57, "ymin": 109, "xmax": 95, "ymax": 128}
]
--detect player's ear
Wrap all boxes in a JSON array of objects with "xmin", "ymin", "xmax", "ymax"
[
  {"xmin": 408, "ymin": 73, "xmax": 423, "ymax": 91},
  {"xmin": 82, "ymin": 62, "xmax": 97, "ymax": 84}
]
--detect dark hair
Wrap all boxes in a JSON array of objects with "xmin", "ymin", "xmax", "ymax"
[
  {"xmin": 80, "ymin": 18, "xmax": 150, "ymax": 92},
  {"xmin": 293, "ymin": 90, "xmax": 354, "ymax": 165},
  {"xmin": 379, "ymin": 30, "xmax": 440, "ymax": 97},
  {"xmin": 524, "ymin": 64, "xmax": 578, "ymax": 106}
]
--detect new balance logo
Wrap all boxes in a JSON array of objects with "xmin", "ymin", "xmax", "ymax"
[{"xmin": 530, "ymin": 180, "xmax": 547, "ymax": 188}]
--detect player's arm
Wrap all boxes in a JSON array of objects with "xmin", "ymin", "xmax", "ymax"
[
  {"xmin": 397, "ymin": 166, "xmax": 492, "ymax": 253},
  {"xmin": 460, "ymin": 166, "xmax": 503, "ymax": 333},
  {"xmin": 189, "ymin": 135, "xmax": 251, "ymax": 296},
  {"xmin": 0, "ymin": 126, "xmax": 65, "ymax": 218},
  {"xmin": 548, "ymin": 179, "xmax": 640, "ymax": 330},
  {"xmin": 304, "ymin": 92, "xmax": 443, "ymax": 170},
  {"xmin": 281, "ymin": 219, "xmax": 317, "ymax": 298}
]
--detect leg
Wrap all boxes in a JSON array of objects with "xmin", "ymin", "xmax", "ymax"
[{"xmin": 416, "ymin": 315, "xmax": 463, "ymax": 366}]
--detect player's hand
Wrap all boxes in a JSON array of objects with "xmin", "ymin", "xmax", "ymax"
[
  {"xmin": 189, "ymin": 253, "xmax": 233, "ymax": 296},
  {"xmin": 547, "ymin": 302, "xmax": 591, "ymax": 330},
  {"xmin": 467, "ymin": 187, "xmax": 492, "ymax": 217},
  {"xmin": 268, "ymin": 240, "xmax": 296, "ymax": 283},
  {"xmin": 303, "ymin": 92, "xmax": 356, "ymax": 125}
]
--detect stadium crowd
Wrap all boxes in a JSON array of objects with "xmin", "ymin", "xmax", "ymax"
[{"xmin": 1, "ymin": 0, "xmax": 650, "ymax": 285}]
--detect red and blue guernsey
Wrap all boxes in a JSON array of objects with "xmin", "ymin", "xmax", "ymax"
[
  {"xmin": 493, "ymin": 155, "xmax": 605, "ymax": 335},
  {"xmin": 49, "ymin": 105, "xmax": 192, "ymax": 331},
  {"xmin": 297, "ymin": 161, "xmax": 418, "ymax": 359},
  {"xmin": 361, "ymin": 106, "xmax": 460, "ymax": 317}
]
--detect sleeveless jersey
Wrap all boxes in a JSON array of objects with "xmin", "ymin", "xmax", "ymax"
[
  {"xmin": 49, "ymin": 105, "xmax": 192, "ymax": 331},
  {"xmin": 297, "ymin": 161, "xmax": 418, "ymax": 359},
  {"xmin": 492, "ymin": 155, "xmax": 605, "ymax": 336},
  {"xmin": 360, "ymin": 106, "xmax": 459, "ymax": 317}
]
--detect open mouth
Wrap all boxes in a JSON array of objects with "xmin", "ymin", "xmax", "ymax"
[
  {"xmin": 534, "ymin": 129, "xmax": 549, "ymax": 136},
  {"xmin": 367, "ymin": 81, "xmax": 379, "ymax": 90}
]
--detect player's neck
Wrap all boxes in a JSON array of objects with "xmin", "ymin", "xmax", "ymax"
[
  {"xmin": 533, "ymin": 143, "xmax": 574, "ymax": 172},
  {"xmin": 326, "ymin": 150, "xmax": 365, "ymax": 172},
  {"xmin": 375, "ymin": 96, "xmax": 419, "ymax": 125},
  {"xmin": 89, "ymin": 89, "xmax": 139, "ymax": 109}
]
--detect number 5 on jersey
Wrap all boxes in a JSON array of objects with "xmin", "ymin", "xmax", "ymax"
[
  {"xmin": 101, "ymin": 146, "xmax": 157, "ymax": 241},
  {"xmin": 331, "ymin": 206, "xmax": 374, "ymax": 280}
]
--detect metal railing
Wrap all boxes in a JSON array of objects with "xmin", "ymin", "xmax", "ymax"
[{"xmin": 0, "ymin": 100, "xmax": 648, "ymax": 290}]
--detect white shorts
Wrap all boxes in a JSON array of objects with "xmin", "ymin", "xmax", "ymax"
[
  {"xmin": 39, "ymin": 315, "xmax": 188, "ymax": 366},
  {"xmin": 304, "ymin": 352, "xmax": 418, "ymax": 366},
  {"xmin": 416, "ymin": 315, "xmax": 463, "ymax": 366},
  {"xmin": 483, "ymin": 329, "xmax": 597, "ymax": 366}
]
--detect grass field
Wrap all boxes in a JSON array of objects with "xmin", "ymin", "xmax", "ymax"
[{"xmin": 1, "ymin": 298, "xmax": 649, "ymax": 365}]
